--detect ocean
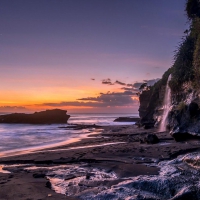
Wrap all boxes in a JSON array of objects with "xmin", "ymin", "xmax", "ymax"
[{"xmin": 0, "ymin": 113, "xmax": 138, "ymax": 157}]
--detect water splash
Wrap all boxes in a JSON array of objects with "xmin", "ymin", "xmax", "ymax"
[{"xmin": 159, "ymin": 75, "xmax": 171, "ymax": 132}]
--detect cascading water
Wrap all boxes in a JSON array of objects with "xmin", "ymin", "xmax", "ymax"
[{"xmin": 159, "ymin": 75, "xmax": 171, "ymax": 132}]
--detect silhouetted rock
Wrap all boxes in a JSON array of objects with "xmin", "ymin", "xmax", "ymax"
[
  {"xmin": 114, "ymin": 117, "xmax": 140, "ymax": 122},
  {"xmin": 60, "ymin": 124, "xmax": 102, "ymax": 130},
  {"xmin": 138, "ymin": 89, "xmax": 159, "ymax": 128},
  {"xmin": 0, "ymin": 109, "xmax": 70, "ymax": 124},
  {"xmin": 189, "ymin": 102, "xmax": 199, "ymax": 117},
  {"xmin": 46, "ymin": 181, "xmax": 52, "ymax": 189},
  {"xmin": 145, "ymin": 134, "xmax": 159, "ymax": 144},
  {"xmin": 33, "ymin": 173, "xmax": 46, "ymax": 178},
  {"xmin": 143, "ymin": 122, "xmax": 155, "ymax": 129},
  {"xmin": 171, "ymin": 130, "xmax": 200, "ymax": 142}
]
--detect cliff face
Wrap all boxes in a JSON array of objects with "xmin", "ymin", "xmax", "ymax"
[
  {"xmin": 168, "ymin": 83, "xmax": 200, "ymax": 138},
  {"xmin": 139, "ymin": 78, "xmax": 200, "ymax": 137},
  {"xmin": 139, "ymin": 89, "xmax": 159, "ymax": 128},
  {"xmin": 138, "ymin": 69, "xmax": 171, "ymax": 128},
  {"xmin": 139, "ymin": 0, "xmax": 200, "ymax": 137}
]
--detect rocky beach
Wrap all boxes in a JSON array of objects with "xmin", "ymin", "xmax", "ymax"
[{"xmin": 1, "ymin": 124, "xmax": 200, "ymax": 199}]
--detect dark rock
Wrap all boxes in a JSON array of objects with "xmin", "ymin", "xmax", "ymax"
[
  {"xmin": 139, "ymin": 87, "xmax": 160, "ymax": 128},
  {"xmin": 85, "ymin": 173, "xmax": 93, "ymax": 180},
  {"xmin": 139, "ymin": 138, "xmax": 145, "ymax": 144},
  {"xmin": 46, "ymin": 181, "xmax": 52, "ymax": 189},
  {"xmin": 0, "ymin": 109, "xmax": 70, "ymax": 124},
  {"xmin": 64, "ymin": 174, "xmax": 76, "ymax": 180},
  {"xmin": 85, "ymin": 174, "xmax": 90, "ymax": 180},
  {"xmin": 139, "ymin": 90, "xmax": 154, "ymax": 120},
  {"xmin": 62, "ymin": 124, "xmax": 102, "ymax": 130},
  {"xmin": 145, "ymin": 134, "xmax": 159, "ymax": 144},
  {"xmin": 114, "ymin": 117, "xmax": 140, "ymax": 122},
  {"xmin": 143, "ymin": 122, "xmax": 155, "ymax": 129},
  {"xmin": 168, "ymin": 105, "xmax": 200, "ymax": 140},
  {"xmin": 171, "ymin": 131, "xmax": 200, "ymax": 142},
  {"xmin": 172, "ymin": 186, "xmax": 198, "ymax": 200},
  {"xmin": 33, "ymin": 173, "xmax": 46, "ymax": 178},
  {"xmin": 189, "ymin": 102, "xmax": 199, "ymax": 117}
]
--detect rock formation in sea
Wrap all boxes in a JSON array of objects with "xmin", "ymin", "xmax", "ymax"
[
  {"xmin": 114, "ymin": 117, "xmax": 140, "ymax": 123},
  {"xmin": 0, "ymin": 109, "xmax": 70, "ymax": 124},
  {"xmin": 139, "ymin": 0, "xmax": 200, "ymax": 140}
]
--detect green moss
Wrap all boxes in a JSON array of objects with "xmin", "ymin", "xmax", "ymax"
[{"xmin": 177, "ymin": 101, "xmax": 186, "ymax": 111}]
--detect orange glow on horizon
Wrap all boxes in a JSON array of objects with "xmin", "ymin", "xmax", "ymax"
[{"xmin": 0, "ymin": 76, "xmax": 139, "ymax": 113}]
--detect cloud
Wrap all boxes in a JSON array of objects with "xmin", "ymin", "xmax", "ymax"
[
  {"xmin": 115, "ymin": 80, "xmax": 126, "ymax": 86},
  {"xmin": 36, "ymin": 78, "xmax": 159, "ymax": 110},
  {"xmin": 143, "ymin": 78, "xmax": 160, "ymax": 86},
  {"xmin": 102, "ymin": 79, "xmax": 128, "ymax": 86},
  {"xmin": 133, "ymin": 82, "xmax": 144, "ymax": 89},
  {"xmin": 121, "ymin": 87, "xmax": 138, "ymax": 93},
  {"xmin": 101, "ymin": 77, "xmax": 160, "ymax": 91},
  {"xmin": 39, "ymin": 91, "xmax": 138, "ymax": 108},
  {"xmin": 131, "ymin": 78, "xmax": 160, "ymax": 89},
  {"xmin": 78, "ymin": 91, "xmax": 137, "ymax": 106},
  {"xmin": 102, "ymin": 78, "xmax": 113, "ymax": 85}
]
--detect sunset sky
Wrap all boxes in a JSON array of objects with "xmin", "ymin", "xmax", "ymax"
[{"xmin": 1, "ymin": 0, "xmax": 188, "ymax": 113}]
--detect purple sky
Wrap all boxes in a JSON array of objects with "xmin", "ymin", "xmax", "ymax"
[{"xmin": 0, "ymin": 0, "xmax": 188, "ymax": 113}]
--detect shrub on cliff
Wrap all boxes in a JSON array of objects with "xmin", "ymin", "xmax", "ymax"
[
  {"xmin": 168, "ymin": 0, "xmax": 200, "ymax": 92},
  {"xmin": 169, "ymin": 36, "xmax": 195, "ymax": 91},
  {"xmin": 138, "ymin": 0, "xmax": 200, "ymax": 125},
  {"xmin": 193, "ymin": 18, "xmax": 200, "ymax": 86},
  {"xmin": 186, "ymin": 0, "xmax": 200, "ymax": 19}
]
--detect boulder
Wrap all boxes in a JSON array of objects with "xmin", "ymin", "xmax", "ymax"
[
  {"xmin": 46, "ymin": 181, "xmax": 52, "ymax": 189},
  {"xmin": 171, "ymin": 130, "xmax": 200, "ymax": 142},
  {"xmin": 142, "ymin": 122, "xmax": 155, "ymax": 129},
  {"xmin": 145, "ymin": 134, "xmax": 159, "ymax": 144},
  {"xmin": 189, "ymin": 102, "xmax": 199, "ymax": 117},
  {"xmin": 33, "ymin": 173, "xmax": 46, "ymax": 178}
]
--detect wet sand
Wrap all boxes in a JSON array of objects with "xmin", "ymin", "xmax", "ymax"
[{"xmin": 1, "ymin": 125, "xmax": 200, "ymax": 199}]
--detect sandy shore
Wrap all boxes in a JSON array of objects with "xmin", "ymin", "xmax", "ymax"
[{"xmin": 1, "ymin": 125, "xmax": 200, "ymax": 199}]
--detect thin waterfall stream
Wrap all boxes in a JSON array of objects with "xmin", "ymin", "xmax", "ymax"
[{"xmin": 159, "ymin": 75, "xmax": 171, "ymax": 132}]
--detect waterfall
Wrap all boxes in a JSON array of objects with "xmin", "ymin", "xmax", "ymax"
[{"xmin": 159, "ymin": 75, "xmax": 171, "ymax": 132}]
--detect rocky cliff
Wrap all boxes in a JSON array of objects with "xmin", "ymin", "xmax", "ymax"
[
  {"xmin": 138, "ymin": 68, "xmax": 171, "ymax": 128},
  {"xmin": 139, "ymin": 0, "xmax": 200, "ymax": 139}
]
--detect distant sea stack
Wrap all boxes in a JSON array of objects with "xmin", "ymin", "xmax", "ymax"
[
  {"xmin": 0, "ymin": 109, "xmax": 70, "ymax": 124},
  {"xmin": 114, "ymin": 117, "xmax": 140, "ymax": 123}
]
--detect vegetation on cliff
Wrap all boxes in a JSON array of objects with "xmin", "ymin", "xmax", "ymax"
[
  {"xmin": 170, "ymin": 0, "xmax": 200, "ymax": 91},
  {"xmin": 139, "ymin": 0, "xmax": 200, "ymax": 126},
  {"xmin": 148, "ymin": 0, "xmax": 200, "ymax": 92}
]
